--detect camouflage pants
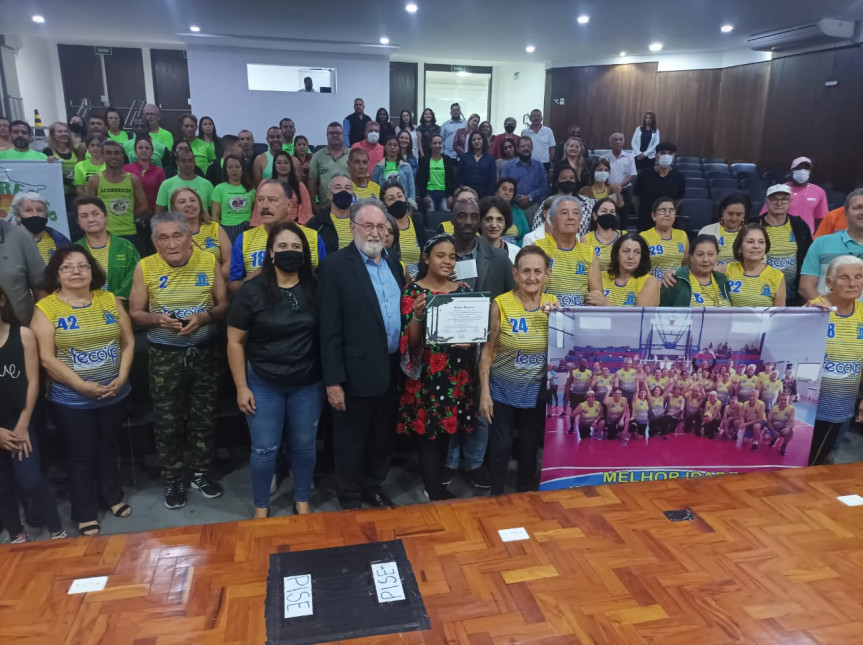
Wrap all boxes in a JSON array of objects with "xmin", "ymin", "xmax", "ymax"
[{"xmin": 148, "ymin": 344, "xmax": 222, "ymax": 480}]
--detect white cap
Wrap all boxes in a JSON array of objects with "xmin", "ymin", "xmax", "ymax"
[{"xmin": 766, "ymin": 184, "xmax": 791, "ymax": 197}]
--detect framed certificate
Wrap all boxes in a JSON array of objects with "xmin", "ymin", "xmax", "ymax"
[{"xmin": 425, "ymin": 291, "xmax": 491, "ymax": 344}]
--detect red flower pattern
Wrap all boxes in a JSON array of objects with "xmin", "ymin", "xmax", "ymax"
[{"xmin": 429, "ymin": 353, "xmax": 447, "ymax": 374}]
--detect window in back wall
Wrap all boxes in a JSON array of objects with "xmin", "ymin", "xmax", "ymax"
[{"xmin": 246, "ymin": 64, "xmax": 337, "ymax": 93}]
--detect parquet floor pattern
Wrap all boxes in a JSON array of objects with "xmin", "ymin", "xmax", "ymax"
[{"xmin": 2, "ymin": 464, "xmax": 863, "ymax": 644}]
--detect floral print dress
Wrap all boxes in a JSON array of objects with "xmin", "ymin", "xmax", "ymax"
[{"xmin": 397, "ymin": 282, "xmax": 477, "ymax": 439}]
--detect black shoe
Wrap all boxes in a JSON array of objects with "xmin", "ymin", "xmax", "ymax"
[
  {"xmin": 751, "ymin": 442, "xmax": 759, "ymax": 452},
  {"xmin": 780, "ymin": 445, "xmax": 788, "ymax": 456},
  {"xmin": 467, "ymin": 466, "xmax": 490, "ymax": 489},
  {"xmin": 441, "ymin": 467, "xmax": 457, "ymax": 486},
  {"xmin": 164, "ymin": 479, "xmax": 187, "ymax": 509},
  {"xmin": 770, "ymin": 436, "xmax": 780, "ymax": 448},
  {"xmin": 363, "ymin": 492, "xmax": 396, "ymax": 508},
  {"xmin": 190, "ymin": 471, "xmax": 223, "ymax": 499}
]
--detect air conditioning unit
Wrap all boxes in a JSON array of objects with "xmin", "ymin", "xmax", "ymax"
[{"xmin": 747, "ymin": 18, "xmax": 856, "ymax": 52}]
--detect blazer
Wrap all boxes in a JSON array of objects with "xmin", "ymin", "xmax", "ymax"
[
  {"xmin": 473, "ymin": 236, "xmax": 516, "ymax": 300},
  {"xmin": 318, "ymin": 242, "xmax": 407, "ymax": 398}
]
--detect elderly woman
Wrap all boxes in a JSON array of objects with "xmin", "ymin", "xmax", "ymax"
[
  {"xmin": 11, "ymin": 192, "xmax": 70, "ymax": 264},
  {"xmin": 660, "ymin": 234, "xmax": 731, "ymax": 306},
  {"xmin": 723, "ymin": 223, "xmax": 786, "ymax": 307},
  {"xmin": 380, "ymin": 179, "xmax": 423, "ymax": 275},
  {"xmin": 808, "ymin": 255, "xmax": 863, "ymax": 465},
  {"xmin": 699, "ymin": 192, "xmax": 749, "ymax": 267},
  {"xmin": 170, "ymin": 187, "xmax": 231, "ymax": 279},
  {"xmin": 586, "ymin": 232, "xmax": 660, "ymax": 306},
  {"xmin": 641, "ymin": 197, "xmax": 690, "ymax": 280},
  {"xmin": 30, "ymin": 246, "xmax": 134, "ymax": 536}
]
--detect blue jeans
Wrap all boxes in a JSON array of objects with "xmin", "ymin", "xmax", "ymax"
[
  {"xmin": 0, "ymin": 427, "xmax": 62, "ymax": 534},
  {"xmin": 245, "ymin": 367, "xmax": 323, "ymax": 508},
  {"xmin": 446, "ymin": 415, "xmax": 488, "ymax": 471},
  {"xmin": 427, "ymin": 190, "xmax": 450, "ymax": 212}
]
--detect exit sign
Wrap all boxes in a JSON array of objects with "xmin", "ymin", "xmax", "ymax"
[
  {"xmin": 94, "ymin": 46, "xmax": 112, "ymax": 55},
  {"xmin": 451, "ymin": 65, "xmax": 466, "ymax": 73}
]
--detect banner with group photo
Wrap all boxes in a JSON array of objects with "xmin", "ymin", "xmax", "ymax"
[
  {"xmin": 540, "ymin": 307, "xmax": 829, "ymax": 490},
  {"xmin": 0, "ymin": 160, "xmax": 69, "ymax": 237}
]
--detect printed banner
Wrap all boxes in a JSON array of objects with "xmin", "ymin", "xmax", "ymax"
[
  {"xmin": 0, "ymin": 160, "xmax": 69, "ymax": 238},
  {"xmin": 540, "ymin": 307, "xmax": 829, "ymax": 490}
]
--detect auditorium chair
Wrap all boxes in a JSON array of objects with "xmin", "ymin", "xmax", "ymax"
[
  {"xmin": 828, "ymin": 191, "xmax": 846, "ymax": 210},
  {"xmin": 680, "ymin": 170, "xmax": 704, "ymax": 179},
  {"xmin": 425, "ymin": 211, "xmax": 451, "ymax": 232},
  {"xmin": 676, "ymin": 163, "xmax": 702, "ymax": 173},
  {"xmin": 709, "ymin": 178, "xmax": 738, "ymax": 191},
  {"xmin": 705, "ymin": 171, "xmax": 733, "ymax": 182},
  {"xmin": 819, "ymin": 181, "xmax": 834, "ymax": 193},
  {"xmin": 676, "ymin": 156, "xmax": 701, "ymax": 165},
  {"xmin": 750, "ymin": 199, "xmax": 764, "ymax": 216},
  {"xmin": 685, "ymin": 186, "xmax": 708, "ymax": 199},
  {"xmin": 710, "ymin": 188, "xmax": 737, "ymax": 204},
  {"xmin": 734, "ymin": 171, "xmax": 761, "ymax": 184},
  {"xmin": 730, "ymin": 162, "xmax": 757, "ymax": 175},
  {"xmin": 702, "ymin": 157, "xmax": 726, "ymax": 164},
  {"xmin": 703, "ymin": 163, "xmax": 730, "ymax": 173},
  {"xmin": 685, "ymin": 177, "xmax": 706, "ymax": 189},
  {"xmin": 677, "ymin": 198, "xmax": 714, "ymax": 236},
  {"xmin": 762, "ymin": 170, "xmax": 786, "ymax": 184}
]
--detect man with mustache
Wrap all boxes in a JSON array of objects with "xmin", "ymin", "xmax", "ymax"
[{"xmin": 0, "ymin": 121, "xmax": 50, "ymax": 160}]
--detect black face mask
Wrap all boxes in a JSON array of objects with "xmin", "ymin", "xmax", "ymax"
[
  {"xmin": 387, "ymin": 200, "xmax": 409, "ymax": 219},
  {"xmin": 557, "ymin": 181, "xmax": 577, "ymax": 194},
  {"xmin": 504, "ymin": 124, "xmax": 515, "ymax": 133},
  {"xmin": 68, "ymin": 122, "xmax": 85, "ymax": 134},
  {"xmin": 597, "ymin": 213, "xmax": 617, "ymax": 230},
  {"xmin": 331, "ymin": 190, "xmax": 353, "ymax": 210},
  {"xmin": 20, "ymin": 217, "xmax": 47, "ymax": 234},
  {"xmin": 272, "ymin": 250, "xmax": 304, "ymax": 274}
]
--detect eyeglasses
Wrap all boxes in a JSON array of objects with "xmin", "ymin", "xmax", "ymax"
[
  {"xmin": 655, "ymin": 208, "xmax": 676, "ymax": 215},
  {"xmin": 768, "ymin": 196, "xmax": 790, "ymax": 203},
  {"xmin": 352, "ymin": 222, "xmax": 388, "ymax": 234},
  {"xmin": 58, "ymin": 263, "xmax": 91, "ymax": 273}
]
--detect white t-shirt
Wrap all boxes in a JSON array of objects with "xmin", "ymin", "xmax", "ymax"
[
  {"xmin": 520, "ymin": 126, "xmax": 556, "ymax": 163},
  {"xmin": 602, "ymin": 151, "xmax": 638, "ymax": 187},
  {"xmin": 522, "ymin": 226, "xmax": 547, "ymax": 247}
]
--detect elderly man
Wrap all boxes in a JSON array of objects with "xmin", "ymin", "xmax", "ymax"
[
  {"xmin": 141, "ymin": 103, "xmax": 174, "ymax": 151},
  {"xmin": 306, "ymin": 174, "xmax": 355, "ymax": 253},
  {"xmin": 603, "ymin": 132, "xmax": 637, "ymax": 191},
  {"xmin": 229, "ymin": 180, "xmax": 326, "ymax": 292},
  {"xmin": 122, "ymin": 116, "xmax": 168, "ymax": 167},
  {"xmin": 758, "ymin": 156, "xmax": 828, "ymax": 235},
  {"xmin": 343, "ymin": 97, "xmax": 372, "ymax": 147},
  {"xmin": 502, "ymin": 137, "xmax": 548, "ymax": 223},
  {"xmin": 252, "ymin": 126, "xmax": 284, "ymax": 184},
  {"xmin": 0, "ymin": 121, "xmax": 48, "ymax": 160},
  {"xmin": 351, "ymin": 121, "xmax": 384, "ymax": 168},
  {"xmin": 0, "ymin": 210, "xmax": 45, "ymax": 325},
  {"xmin": 308, "ymin": 122, "xmax": 350, "ymax": 213},
  {"xmin": 440, "ymin": 103, "xmax": 465, "ymax": 159},
  {"xmin": 129, "ymin": 212, "xmax": 228, "ymax": 509},
  {"xmin": 155, "ymin": 145, "xmax": 214, "ymax": 213},
  {"xmin": 348, "ymin": 147, "xmax": 380, "ymax": 201},
  {"xmin": 74, "ymin": 195, "xmax": 140, "ymax": 300},
  {"xmin": 318, "ymin": 198, "xmax": 406, "ymax": 509},
  {"xmin": 758, "ymin": 184, "xmax": 813, "ymax": 306},
  {"xmin": 441, "ymin": 195, "xmax": 515, "ymax": 488},
  {"xmin": 520, "ymin": 109, "xmax": 556, "ymax": 166},
  {"xmin": 10, "ymin": 192, "xmax": 69, "ymax": 264}
]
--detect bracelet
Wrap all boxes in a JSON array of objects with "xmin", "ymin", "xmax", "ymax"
[{"xmin": 413, "ymin": 314, "xmax": 425, "ymax": 323}]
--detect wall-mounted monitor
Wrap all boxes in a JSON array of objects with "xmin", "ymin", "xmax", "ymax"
[{"xmin": 246, "ymin": 64, "xmax": 336, "ymax": 93}]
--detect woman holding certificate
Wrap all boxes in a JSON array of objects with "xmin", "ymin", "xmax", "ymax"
[
  {"xmin": 398, "ymin": 234, "xmax": 477, "ymax": 501},
  {"xmin": 480, "ymin": 246, "xmax": 558, "ymax": 495}
]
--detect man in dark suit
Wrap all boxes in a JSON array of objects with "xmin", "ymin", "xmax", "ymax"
[
  {"xmin": 444, "ymin": 194, "xmax": 516, "ymax": 489},
  {"xmin": 318, "ymin": 198, "xmax": 407, "ymax": 509}
]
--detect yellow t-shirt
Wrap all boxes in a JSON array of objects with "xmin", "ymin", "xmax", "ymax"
[
  {"xmin": 352, "ymin": 181, "xmax": 381, "ymax": 201},
  {"xmin": 607, "ymin": 396, "xmax": 627, "ymax": 419},
  {"xmin": 192, "ymin": 221, "xmax": 222, "ymax": 264},
  {"xmin": 633, "ymin": 398, "xmax": 650, "ymax": 423},
  {"xmin": 535, "ymin": 235, "xmax": 594, "ymax": 306},
  {"xmin": 764, "ymin": 218, "xmax": 798, "ymax": 286},
  {"xmin": 725, "ymin": 262, "xmax": 784, "ymax": 307},
  {"xmin": 35, "ymin": 234, "xmax": 57, "ymax": 265},
  {"xmin": 577, "ymin": 400, "xmax": 602, "ymax": 421},
  {"xmin": 582, "ymin": 230, "xmax": 624, "ymax": 272},
  {"xmin": 703, "ymin": 399, "xmax": 722, "ymax": 422},
  {"xmin": 616, "ymin": 367, "xmax": 637, "ymax": 392},
  {"xmin": 601, "ymin": 272, "xmax": 652, "ymax": 307},
  {"xmin": 594, "ymin": 374, "xmax": 614, "ymax": 396},
  {"xmin": 688, "ymin": 272, "xmax": 730, "ymax": 307},
  {"xmin": 331, "ymin": 213, "xmax": 353, "ymax": 250},
  {"xmin": 640, "ymin": 227, "xmax": 688, "ymax": 279},
  {"xmin": 88, "ymin": 239, "xmax": 111, "ymax": 286},
  {"xmin": 569, "ymin": 368, "xmax": 593, "ymax": 394},
  {"xmin": 397, "ymin": 217, "xmax": 421, "ymax": 266},
  {"xmin": 770, "ymin": 404, "xmax": 794, "ymax": 430},
  {"xmin": 715, "ymin": 226, "xmax": 739, "ymax": 265}
]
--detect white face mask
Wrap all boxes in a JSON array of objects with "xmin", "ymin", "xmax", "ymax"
[
  {"xmin": 792, "ymin": 169, "xmax": 810, "ymax": 184},
  {"xmin": 594, "ymin": 171, "xmax": 610, "ymax": 183},
  {"xmin": 658, "ymin": 154, "xmax": 674, "ymax": 168},
  {"xmin": 367, "ymin": 132, "xmax": 380, "ymax": 144}
]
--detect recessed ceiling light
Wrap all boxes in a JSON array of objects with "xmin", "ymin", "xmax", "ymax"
[
  {"xmin": 405, "ymin": 2, "xmax": 418, "ymax": 12},
  {"xmin": 379, "ymin": 37, "xmax": 390, "ymax": 45},
  {"xmin": 525, "ymin": 45, "xmax": 536, "ymax": 53},
  {"xmin": 721, "ymin": 24, "xmax": 734, "ymax": 33},
  {"xmin": 577, "ymin": 15, "xmax": 590, "ymax": 24},
  {"xmin": 648, "ymin": 42, "xmax": 663, "ymax": 52},
  {"xmin": 619, "ymin": 51, "xmax": 626, "ymax": 57},
  {"xmin": 31, "ymin": 15, "xmax": 45, "ymax": 23},
  {"xmin": 189, "ymin": 25, "xmax": 201, "ymax": 32}
]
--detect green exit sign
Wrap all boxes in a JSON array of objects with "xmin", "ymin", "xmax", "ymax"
[
  {"xmin": 94, "ymin": 46, "xmax": 112, "ymax": 55},
  {"xmin": 451, "ymin": 65, "xmax": 466, "ymax": 73}
]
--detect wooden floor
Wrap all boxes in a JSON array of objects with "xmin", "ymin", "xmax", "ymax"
[{"xmin": 3, "ymin": 464, "xmax": 863, "ymax": 644}]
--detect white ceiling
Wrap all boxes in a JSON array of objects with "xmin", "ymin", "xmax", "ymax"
[{"xmin": 5, "ymin": 0, "xmax": 863, "ymax": 65}]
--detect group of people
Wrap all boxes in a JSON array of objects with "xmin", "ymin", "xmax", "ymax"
[
  {"xmin": 0, "ymin": 99, "xmax": 861, "ymax": 543},
  {"xmin": 551, "ymin": 357, "xmax": 798, "ymax": 456}
]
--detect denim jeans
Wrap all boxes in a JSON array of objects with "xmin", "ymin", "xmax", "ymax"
[
  {"xmin": 446, "ymin": 415, "xmax": 488, "ymax": 471},
  {"xmin": 0, "ymin": 426, "xmax": 63, "ymax": 534},
  {"xmin": 245, "ymin": 367, "xmax": 324, "ymax": 508},
  {"xmin": 427, "ymin": 190, "xmax": 450, "ymax": 212}
]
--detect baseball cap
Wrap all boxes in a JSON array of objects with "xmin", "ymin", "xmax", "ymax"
[
  {"xmin": 766, "ymin": 184, "xmax": 792, "ymax": 197},
  {"xmin": 586, "ymin": 390, "xmax": 596, "ymax": 396},
  {"xmin": 790, "ymin": 156, "xmax": 811, "ymax": 169}
]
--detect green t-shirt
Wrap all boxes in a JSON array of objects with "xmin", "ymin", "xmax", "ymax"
[
  {"xmin": 383, "ymin": 161, "xmax": 399, "ymax": 180},
  {"xmin": 211, "ymin": 182, "xmax": 256, "ymax": 226},
  {"xmin": 0, "ymin": 148, "xmax": 48, "ymax": 160},
  {"xmin": 156, "ymin": 175, "xmax": 214, "ymax": 210},
  {"xmin": 282, "ymin": 142, "xmax": 295, "ymax": 155},
  {"xmin": 187, "ymin": 138, "xmax": 215, "ymax": 173},
  {"xmin": 122, "ymin": 138, "xmax": 167, "ymax": 167},
  {"xmin": 73, "ymin": 159, "xmax": 106, "ymax": 186},
  {"xmin": 107, "ymin": 130, "xmax": 130, "ymax": 144},
  {"xmin": 150, "ymin": 127, "xmax": 174, "ymax": 151},
  {"xmin": 427, "ymin": 157, "xmax": 446, "ymax": 192}
]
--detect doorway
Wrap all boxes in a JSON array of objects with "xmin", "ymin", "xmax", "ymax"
[{"xmin": 423, "ymin": 64, "xmax": 492, "ymax": 123}]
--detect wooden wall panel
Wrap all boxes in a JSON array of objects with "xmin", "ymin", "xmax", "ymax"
[
  {"xmin": 652, "ymin": 68, "xmax": 722, "ymax": 156},
  {"xmin": 711, "ymin": 62, "xmax": 770, "ymax": 164}
]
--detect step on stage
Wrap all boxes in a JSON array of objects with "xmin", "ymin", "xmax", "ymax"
[{"xmin": 2, "ymin": 464, "xmax": 863, "ymax": 644}]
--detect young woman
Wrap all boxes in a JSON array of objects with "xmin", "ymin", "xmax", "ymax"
[
  {"xmin": 723, "ymin": 223, "xmax": 786, "ymax": 307},
  {"xmin": 375, "ymin": 107, "xmax": 396, "ymax": 140},
  {"xmin": 699, "ymin": 192, "xmax": 749, "ymax": 267},
  {"xmin": 105, "ymin": 107, "xmax": 129, "ymax": 144},
  {"xmin": 660, "ymin": 234, "xmax": 731, "ymax": 307},
  {"xmin": 170, "ymin": 187, "xmax": 231, "ymax": 279},
  {"xmin": 579, "ymin": 158, "xmax": 622, "ymax": 205},
  {"xmin": 554, "ymin": 137, "xmax": 591, "ymax": 190},
  {"xmin": 586, "ymin": 232, "xmax": 660, "ymax": 307},
  {"xmin": 416, "ymin": 134, "xmax": 456, "ymax": 212},
  {"xmin": 30, "ymin": 247, "xmax": 134, "ymax": 536},
  {"xmin": 252, "ymin": 150, "xmax": 312, "ymax": 225},
  {"xmin": 397, "ymin": 130, "xmax": 418, "ymax": 175},
  {"xmin": 396, "ymin": 109, "xmax": 421, "ymax": 159},
  {"xmin": 581, "ymin": 198, "xmax": 624, "ymax": 272},
  {"xmin": 458, "ymin": 131, "xmax": 496, "ymax": 198},
  {"xmin": 123, "ymin": 137, "xmax": 166, "ymax": 215},
  {"xmin": 632, "ymin": 111, "xmax": 660, "ymax": 171},
  {"xmin": 641, "ymin": 197, "xmax": 690, "ymax": 281},
  {"xmin": 480, "ymin": 246, "xmax": 557, "ymax": 495},
  {"xmin": 73, "ymin": 134, "xmax": 106, "ymax": 196},
  {"xmin": 398, "ymin": 234, "xmax": 477, "ymax": 500},
  {"xmin": 0, "ymin": 286, "xmax": 66, "ymax": 543},
  {"xmin": 67, "ymin": 114, "xmax": 86, "ymax": 153},
  {"xmin": 371, "ymin": 136, "xmax": 416, "ymax": 202},
  {"xmin": 293, "ymin": 135, "xmax": 312, "ymax": 187},
  {"xmin": 227, "ymin": 222, "xmax": 323, "ymax": 516},
  {"xmin": 453, "ymin": 113, "xmax": 480, "ymax": 157},
  {"xmin": 416, "ymin": 108, "xmax": 440, "ymax": 158},
  {"xmin": 46, "ymin": 121, "xmax": 82, "ymax": 203},
  {"xmin": 198, "ymin": 116, "xmax": 221, "ymax": 160},
  {"xmin": 212, "ymin": 154, "xmax": 256, "ymax": 241}
]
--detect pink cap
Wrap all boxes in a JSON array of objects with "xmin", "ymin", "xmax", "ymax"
[{"xmin": 790, "ymin": 156, "xmax": 811, "ymax": 169}]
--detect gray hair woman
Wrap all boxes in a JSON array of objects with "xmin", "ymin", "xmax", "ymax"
[{"xmin": 11, "ymin": 192, "xmax": 70, "ymax": 265}]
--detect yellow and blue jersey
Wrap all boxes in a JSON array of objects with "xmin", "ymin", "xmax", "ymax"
[
  {"xmin": 569, "ymin": 368, "xmax": 593, "ymax": 394},
  {"xmin": 229, "ymin": 224, "xmax": 326, "ymax": 282},
  {"xmin": 582, "ymin": 230, "xmax": 623, "ymax": 272},
  {"xmin": 714, "ymin": 226, "xmax": 739, "ymax": 265},
  {"xmin": 36, "ymin": 290, "xmax": 129, "ymax": 408},
  {"xmin": 725, "ymin": 262, "xmax": 784, "ymax": 307},
  {"xmin": 616, "ymin": 367, "xmax": 638, "ymax": 392},
  {"xmin": 489, "ymin": 290, "xmax": 557, "ymax": 408},
  {"xmin": 736, "ymin": 373, "xmax": 760, "ymax": 397},
  {"xmin": 715, "ymin": 379, "xmax": 732, "ymax": 403},
  {"xmin": 813, "ymin": 298, "xmax": 863, "ymax": 422},
  {"xmin": 35, "ymin": 234, "xmax": 57, "ymax": 265},
  {"xmin": 577, "ymin": 400, "xmax": 602, "ymax": 422},
  {"xmin": 770, "ymin": 404, "xmax": 794, "ymax": 430},
  {"xmin": 534, "ymin": 236, "xmax": 594, "ymax": 306},
  {"xmin": 703, "ymin": 399, "xmax": 722, "ymax": 421},
  {"xmin": 689, "ymin": 272, "xmax": 730, "ymax": 307},
  {"xmin": 764, "ymin": 219, "xmax": 798, "ymax": 286},
  {"xmin": 594, "ymin": 374, "xmax": 614, "ymax": 397},
  {"xmin": 192, "ymin": 220, "xmax": 223, "ymax": 265},
  {"xmin": 601, "ymin": 272, "xmax": 652, "ymax": 307},
  {"xmin": 640, "ymin": 227, "xmax": 687, "ymax": 280},
  {"xmin": 140, "ymin": 248, "xmax": 216, "ymax": 347},
  {"xmin": 607, "ymin": 397, "xmax": 627, "ymax": 420},
  {"xmin": 633, "ymin": 398, "xmax": 650, "ymax": 423}
]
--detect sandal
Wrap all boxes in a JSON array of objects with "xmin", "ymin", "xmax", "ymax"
[
  {"xmin": 110, "ymin": 503, "xmax": 132, "ymax": 518},
  {"xmin": 78, "ymin": 522, "xmax": 101, "ymax": 536}
]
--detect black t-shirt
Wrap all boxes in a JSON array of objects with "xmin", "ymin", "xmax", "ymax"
[
  {"xmin": 227, "ymin": 275, "xmax": 322, "ymax": 386},
  {"xmin": 634, "ymin": 168, "xmax": 685, "ymax": 222},
  {"xmin": 0, "ymin": 325, "xmax": 27, "ymax": 428}
]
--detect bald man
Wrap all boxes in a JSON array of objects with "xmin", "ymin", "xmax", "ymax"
[
  {"xmin": 602, "ymin": 132, "xmax": 637, "ymax": 190},
  {"xmin": 141, "ymin": 103, "xmax": 175, "ymax": 151}
]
